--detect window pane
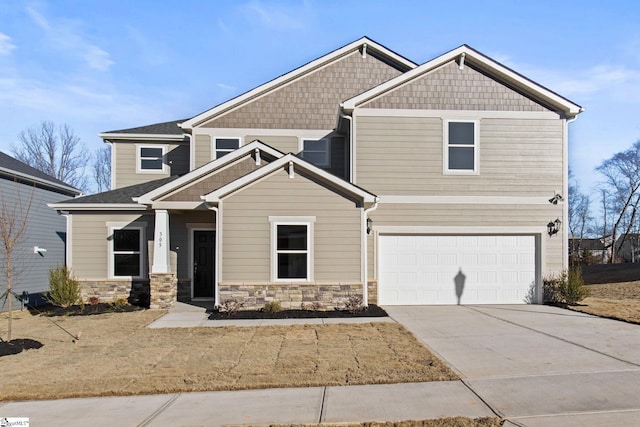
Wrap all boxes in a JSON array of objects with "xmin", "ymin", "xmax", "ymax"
[
  {"xmin": 303, "ymin": 139, "xmax": 328, "ymax": 151},
  {"xmin": 216, "ymin": 138, "xmax": 240, "ymax": 150},
  {"xmin": 141, "ymin": 158, "xmax": 163, "ymax": 170},
  {"xmin": 114, "ymin": 254, "xmax": 140, "ymax": 277},
  {"xmin": 449, "ymin": 147, "xmax": 475, "ymax": 170},
  {"xmin": 301, "ymin": 151, "xmax": 327, "ymax": 165},
  {"xmin": 278, "ymin": 253, "xmax": 307, "ymax": 279},
  {"xmin": 140, "ymin": 147, "xmax": 163, "ymax": 158},
  {"xmin": 114, "ymin": 229, "xmax": 140, "ymax": 251},
  {"xmin": 449, "ymin": 122, "xmax": 474, "ymax": 145},
  {"xmin": 277, "ymin": 225, "xmax": 307, "ymax": 250}
]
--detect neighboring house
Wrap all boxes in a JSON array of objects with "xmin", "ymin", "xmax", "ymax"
[
  {"xmin": 50, "ymin": 37, "xmax": 582, "ymax": 308},
  {"xmin": 0, "ymin": 152, "xmax": 81, "ymax": 311},
  {"xmin": 614, "ymin": 234, "xmax": 640, "ymax": 263},
  {"xmin": 569, "ymin": 237, "xmax": 609, "ymax": 264}
]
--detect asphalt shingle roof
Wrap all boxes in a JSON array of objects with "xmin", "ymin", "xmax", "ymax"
[
  {"xmin": 57, "ymin": 176, "xmax": 179, "ymax": 204},
  {"xmin": 0, "ymin": 151, "xmax": 79, "ymax": 195},
  {"xmin": 103, "ymin": 119, "xmax": 188, "ymax": 135}
]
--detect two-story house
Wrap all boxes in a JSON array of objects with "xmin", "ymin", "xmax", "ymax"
[{"xmin": 50, "ymin": 37, "xmax": 582, "ymax": 309}]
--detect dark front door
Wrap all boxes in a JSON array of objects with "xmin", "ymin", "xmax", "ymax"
[{"xmin": 193, "ymin": 230, "xmax": 215, "ymax": 299}]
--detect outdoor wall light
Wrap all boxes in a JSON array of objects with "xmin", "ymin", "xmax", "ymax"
[
  {"xmin": 549, "ymin": 193, "xmax": 564, "ymax": 204},
  {"xmin": 547, "ymin": 218, "xmax": 561, "ymax": 236},
  {"xmin": 20, "ymin": 290, "xmax": 29, "ymax": 310},
  {"xmin": 366, "ymin": 217, "xmax": 373, "ymax": 235},
  {"xmin": 33, "ymin": 246, "xmax": 47, "ymax": 254}
]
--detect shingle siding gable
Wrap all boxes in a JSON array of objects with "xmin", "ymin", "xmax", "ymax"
[
  {"xmin": 363, "ymin": 61, "xmax": 550, "ymax": 111},
  {"xmin": 201, "ymin": 51, "xmax": 405, "ymax": 130}
]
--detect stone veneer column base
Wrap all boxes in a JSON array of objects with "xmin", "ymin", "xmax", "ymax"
[
  {"xmin": 149, "ymin": 273, "xmax": 177, "ymax": 309},
  {"xmin": 367, "ymin": 280, "xmax": 378, "ymax": 305}
]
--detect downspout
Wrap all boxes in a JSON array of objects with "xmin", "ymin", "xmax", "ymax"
[
  {"xmin": 563, "ymin": 111, "xmax": 582, "ymax": 273},
  {"xmin": 362, "ymin": 197, "xmax": 379, "ymax": 306},
  {"xmin": 340, "ymin": 106, "xmax": 354, "ymax": 183},
  {"xmin": 205, "ymin": 203, "xmax": 220, "ymax": 307}
]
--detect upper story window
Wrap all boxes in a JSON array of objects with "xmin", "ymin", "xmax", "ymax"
[
  {"xmin": 214, "ymin": 137, "xmax": 240, "ymax": 159},
  {"xmin": 444, "ymin": 121, "xmax": 478, "ymax": 174},
  {"xmin": 300, "ymin": 138, "xmax": 330, "ymax": 167},
  {"xmin": 137, "ymin": 145, "xmax": 166, "ymax": 173}
]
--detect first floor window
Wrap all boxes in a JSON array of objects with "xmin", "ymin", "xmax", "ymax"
[
  {"xmin": 276, "ymin": 224, "xmax": 309, "ymax": 280},
  {"xmin": 112, "ymin": 228, "xmax": 143, "ymax": 278},
  {"xmin": 300, "ymin": 138, "xmax": 330, "ymax": 167},
  {"xmin": 139, "ymin": 146, "xmax": 165, "ymax": 172},
  {"xmin": 446, "ymin": 121, "xmax": 477, "ymax": 173},
  {"xmin": 215, "ymin": 138, "xmax": 240, "ymax": 159}
]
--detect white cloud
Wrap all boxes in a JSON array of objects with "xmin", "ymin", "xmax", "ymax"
[
  {"xmin": 25, "ymin": 5, "xmax": 114, "ymax": 71},
  {"xmin": 242, "ymin": 0, "xmax": 307, "ymax": 30},
  {"xmin": 216, "ymin": 83, "xmax": 236, "ymax": 91},
  {"xmin": 0, "ymin": 32, "xmax": 17, "ymax": 55}
]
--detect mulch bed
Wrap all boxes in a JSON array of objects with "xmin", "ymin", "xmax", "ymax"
[
  {"xmin": 209, "ymin": 304, "xmax": 388, "ymax": 320},
  {"xmin": 28, "ymin": 303, "xmax": 146, "ymax": 317},
  {"xmin": 0, "ymin": 339, "xmax": 43, "ymax": 357}
]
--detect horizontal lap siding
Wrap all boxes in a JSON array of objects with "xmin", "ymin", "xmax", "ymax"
[
  {"xmin": 369, "ymin": 203, "xmax": 563, "ymax": 274},
  {"xmin": 223, "ymin": 168, "xmax": 361, "ymax": 282},
  {"xmin": 356, "ymin": 116, "xmax": 563, "ymax": 196},
  {"xmin": 194, "ymin": 135, "xmax": 211, "ymax": 168},
  {"xmin": 245, "ymin": 135, "xmax": 298, "ymax": 154},
  {"xmin": 113, "ymin": 142, "xmax": 188, "ymax": 189},
  {"xmin": 70, "ymin": 213, "xmax": 153, "ymax": 280}
]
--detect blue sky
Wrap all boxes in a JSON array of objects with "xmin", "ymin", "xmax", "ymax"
[{"xmin": 0, "ymin": 0, "xmax": 638, "ymax": 197}]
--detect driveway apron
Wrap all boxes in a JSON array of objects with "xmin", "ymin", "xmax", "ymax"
[{"xmin": 384, "ymin": 304, "xmax": 640, "ymax": 425}]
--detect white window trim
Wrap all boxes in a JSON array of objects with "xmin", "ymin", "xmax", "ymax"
[
  {"xmin": 299, "ymin": 137, "xmax": 331, "ymax": 167},
  {"xmin": 107, "ymin": 224, "xmax": 146, "ymax": 280},
  {"xmin": 136, "ymin": 144, "xmax": 167, "ymax": 174},
  {"xmin": 212, "ymin": 137, "xmax": 242, "ymax": 160},
  {"xmin": 443, "ymin": 120, "xmax": 479, "ymax": 175},
  {"xmin": 269, "ymin": 216, "xmax": 315, "ymax": 282}
]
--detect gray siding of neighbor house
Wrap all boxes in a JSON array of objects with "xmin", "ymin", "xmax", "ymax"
[
  {"xmin": 200, "ymin": 51, "xmax": 405, "ymax": 130},
  {"xmin": 69, "ymin": 212, "xmax": 154, "ymax": 280},
  {"xmin": 362, "ymin": 61, "xmax": 550, "ymax": 112},
  {"xmin": 113, "ymin": 141, "xmax": 189, "ymax": 189},
  {"xmin": 368, "ymin": 203, "xmax": 563, "ymax": 276},
  {"xmin": 0, "ymin": 180, "xmax": 69, "ymax": 310},
  {"xmin": 222, "ymin": 167, "xmax": 362, "ymax": 282},
  {"xmin": 355, "ymin": 116, "xmax": 563, "ymax": 196}
]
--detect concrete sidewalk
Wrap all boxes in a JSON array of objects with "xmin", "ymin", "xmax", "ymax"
[{"xmin": 0, "ymin": 382, "xmax": 495, "ymax": 427}]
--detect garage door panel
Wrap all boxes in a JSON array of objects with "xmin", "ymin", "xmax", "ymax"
[{"xmin": 379, "ymin": 234, "xmax": 537, "ymax": 305}]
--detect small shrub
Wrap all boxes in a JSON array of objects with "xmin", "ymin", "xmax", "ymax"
[
  {"xmin": 110, "ymin": 296, "xmax": 128, "ymax": 310},
  {"xmin": 344, "ymin": 295, "xmax": 365, "ymax": 314},
  {"xmin": 219, "ymin": 299, "xmax": 244, "ymax": 316},
  {"xmin": 302, "ymin": 301, "xmax": 322, "ymax": 311},
  {"xmin": 263, "ymin": 300, "xmax": 282, "ymax": 313},
  {"xmin": 88, "ymin": 296, "xmax": 100, "ymax": 308},
  {"xmin": 45, "ymin": 266, "xmax": 81, "ymax": 308},
  {"xmin": 543, "ymin": 268, "xmax": 589, "ymax": 305}
]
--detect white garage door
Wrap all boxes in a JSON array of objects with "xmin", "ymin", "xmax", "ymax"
[{"xmin": 379, "ymin": 235, "xmax": 536, "ymax": 305}]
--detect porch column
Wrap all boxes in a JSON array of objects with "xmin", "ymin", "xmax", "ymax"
[{"xmin": 152, "ymin": 209, "xmax": 171, "ymax": 273}]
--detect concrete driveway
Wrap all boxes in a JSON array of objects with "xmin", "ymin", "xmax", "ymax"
[{"xmin": 384, "ymin": 304, "xmax": 640, "ymax": 426}]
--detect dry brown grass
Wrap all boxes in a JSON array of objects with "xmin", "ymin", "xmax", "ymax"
[
  {"xmin": 277, "ymin": 417, "xmax": 503, "ymax": 427},
  {"xmin": 0, "ymin": 309, "xmax": 457, "ymax": 401},
  {"xmin": 567, "ymin": 280, "xmax": 640, "ymax": 324}
]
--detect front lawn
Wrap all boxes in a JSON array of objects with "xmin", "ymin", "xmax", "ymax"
[
  {"xmin": 566, "ymin": 280, "xmax": 640, "ymax": 324},
  {"xmin": 0, "ymin": 309, "xmax": 457, "ymax": 401}
]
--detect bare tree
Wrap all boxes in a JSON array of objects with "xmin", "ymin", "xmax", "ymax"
[
  {"xmin": 568, "ymin": 170, "xmax": 591, "ymax": 265},
  {"xmin": 0, "ymin": 181, "xmax": 33, "ymax": 341},
  {"xmin": 13, "ymin": 121, "xmax": 88, "ymax": 190},
  {"xmin": 93, "ymin": 145, "xmax": 111, "ymax": 193},
  {"xmin": 596, "ymin": 140, "xmax": 640, "ymax": 263}
]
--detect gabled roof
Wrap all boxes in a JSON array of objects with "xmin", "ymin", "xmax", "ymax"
[
  {"xmin": 135, "ymin": 140, "xmax": 285, "ymax": 204},
  {"xmin": 342, "ymin": 45, "xmax": 583, "ymax": 117},
  {"xmin": 49, "ymin": 176, "xmax": 178, "ymax": 210},
  {"xmin": 179, "ymin": 36, "xmax": 418, "ymax": 130},
  {"xmin": 98, "ymin": 119, "xmax": 188, "ymax": 141},
  {"xmin": 203, "ymin": 153, "xmax": 376, "ymax": 204},
  {"xmin": 0, "ymin": 151, "xmax": 81, "ymax": 196}
]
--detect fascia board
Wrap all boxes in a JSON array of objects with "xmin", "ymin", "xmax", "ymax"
[
  {"xmin": 98, "ymin": 133, "xmax": 185, "ymax": 141},
  {"xmin": 0, "ymin": 168, "xmax": 81, "ymax": 195},
  {"xmin": 180, "ymin": 37, "xmax": 417, "ymax": 129},
  {"xmin": 203, "ymin": 154, "xmax": 376, "ymax": 203},
  {"xmin": 136, "ymin": 140, "xmax": 284, "ymax": 204},
  {"xmin": 343, "ymin": 45, "xmax": 582, "ymax": 115},
  {"xmin": 48, "ymin": 203, "xmax": 147, "ymax": 211}
]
